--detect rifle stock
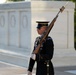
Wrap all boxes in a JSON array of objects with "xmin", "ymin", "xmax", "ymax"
[{"xmin": 33, "ymin": 44, "xmax": 41, "ymax": 54}]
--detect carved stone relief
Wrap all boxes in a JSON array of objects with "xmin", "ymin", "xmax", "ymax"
[
  {"xmin": 20, "ymin": 12, "xmax": 29, "ymax": 48},
  {"xmin": 10, "ymin": 15, "xmax": 16, "ymax": 28},
  {"xmin": 22, "ymin": 15, "xmax": 28, "ymax": 28},
  {"xmin": 0, "ymin": 15, "xmax": 5, "ymax": 27}
]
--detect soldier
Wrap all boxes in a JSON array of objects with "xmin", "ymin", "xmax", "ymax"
[{"xmin": 28, "ymin": 21, "xmax": 54, "ymax": 75}]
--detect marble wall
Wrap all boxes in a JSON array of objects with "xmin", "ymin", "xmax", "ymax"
[
  {"xmin": 0, "ymin": 2, "xmax": 31, "ymax": 52},
  {"xmin": 0, "ymin": 1, "xmax": 75, "ymax": 67}
]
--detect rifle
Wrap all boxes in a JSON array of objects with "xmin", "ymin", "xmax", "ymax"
[{"xmin": 33, "ymin": 2, "xmax": 69, "ymax": 54}]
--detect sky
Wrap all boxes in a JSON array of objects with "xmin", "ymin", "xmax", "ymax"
[
  {"xmin": 0, "ymin": 0, "xmax": 30, "ymax": 3},
  {"xmin": 0, "ymin": 0, "xmax": 6, "ymax": 3}
]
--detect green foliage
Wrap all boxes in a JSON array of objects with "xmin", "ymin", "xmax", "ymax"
[
  {"xmin": 74, "ymin": 7, "xmax": 76, "ymax": 49},
  {"xmin": 71, "ymin": 0, "xmax": 76, "ymax": 2},
  {"xmin": 70, "ymin": 1, "xmax": 76, "ymax": 49}
]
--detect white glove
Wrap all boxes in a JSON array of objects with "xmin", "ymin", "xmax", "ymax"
[
  {"xmin": 31, "ymin": 54, "xmax": 36, "ymax": 60},
  {"xmin": 28, "ymin": 71, "xmax": 32, "ymax": 75}
]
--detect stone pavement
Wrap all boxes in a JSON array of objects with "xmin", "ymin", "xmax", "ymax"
[
  {"xmin": 0, "ymin": 49, "xmax": 76, "ymax": 75},
  {"xmin": 0, "ymin": 61, "xmax": 76, "ymax": 75},
  {"xmin": 0, "ymin": 61, "xmax": 26, "ymax": 75},
  {"xmin": 55, "ymin": 66, "xmax": 76, "ymax": 75}
]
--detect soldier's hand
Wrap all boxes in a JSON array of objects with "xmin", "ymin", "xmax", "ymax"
[
  {"xmin": 28, "ymin": 71, "xmax": 32, "ymax": 75},
  {"xmin": 31, "ymin": 54, "xmax": 36, "ymax": 60}
]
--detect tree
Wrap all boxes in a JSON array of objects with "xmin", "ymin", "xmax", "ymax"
[{"xmin": 74, "ymin": 1, "xmax": 76, "ymax": 49}]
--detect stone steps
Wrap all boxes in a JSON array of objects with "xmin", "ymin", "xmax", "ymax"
[
  {"xmin": 0, "ymin": 49, "xmax": 30, "ymax": 67},
  {"xmin": 0, "ymin": 49, "xmax": 76, "ymax": 68},
  {"xmin": 52, "ymin": 49, "xmax": 76, "ymax": 67}
]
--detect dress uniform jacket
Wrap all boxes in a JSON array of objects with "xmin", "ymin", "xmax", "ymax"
[{"xmin": 28, "ymin": 36, "xmax": 54, "ymax": 75}]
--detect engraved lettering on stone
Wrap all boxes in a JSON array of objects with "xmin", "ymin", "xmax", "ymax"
[
  {"xmin": 10, "ymin": 15, "xmax": 16, "ymax": 27},
  {"xmin": 0, "ymin": 15, "xmax": 5, "ymax": 27},
  {"xmin": 22, "ymin": 15, "xmax": 28, "ymax": 28}
]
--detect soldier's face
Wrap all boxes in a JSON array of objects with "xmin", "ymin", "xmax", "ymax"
[{"xmin": 37, "ymin": 26, "xmax": 47, "ymax": 35}]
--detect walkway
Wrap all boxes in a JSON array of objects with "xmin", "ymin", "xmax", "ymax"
[{"xmin": 0, "ymin": 49, "xmax": 76, "ymax": 75}]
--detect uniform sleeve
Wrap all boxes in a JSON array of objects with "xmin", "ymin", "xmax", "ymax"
[
  {"xmin": 28, "ymin": 37, "xmax": 38, "ymax": 72},
  {"xmin": 28, "ymin": 58, "xmax": 35, "ymax": 72}
]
